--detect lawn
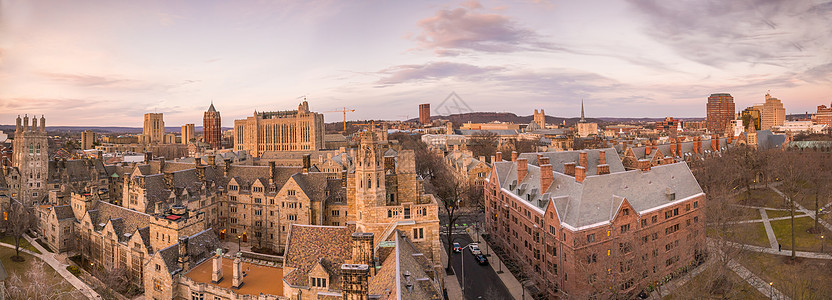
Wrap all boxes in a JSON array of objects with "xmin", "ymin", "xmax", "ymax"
[
  {"xmin": 739, "ymin": 251, "xmax": 832, "ymax": 299},
  {"xmin": 765, "ymin": 209, "xmax": 804, "ymax": 219},
  {"xmin": 0, "ymin": 247, "xmax": 84, "ymax": 299},
  {"xmin": 0, "ymin": 235, "xmax": 41, "ymax": 254},
  {"xmin": 735, "ymin": 188, "xmax": 788, "ymax": 209},
  {"xmin": 729, "ymin": 222, "xmax": 770, "ymax": 248},
  {"xmin": 770, "ymin": 216, "xmax": 831, "ymax": 252},
  {"xmin": 664, "ymin": 264, "xmax": 764, "ymax": 299}
]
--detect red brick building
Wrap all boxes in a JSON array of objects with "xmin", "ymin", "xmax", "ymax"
[
  {"xmin": 706, "ymin": 93, "xmax": 735, "ymax": 134},
  {"xmin": 816, "ymin": 104, "xmax": 832, "ymax": 127},
  {"xmin": 419, "ymin": 103, "xmax": 431, "ymax": 125},
  {"xmin": 484, "ymin": 149, "xmax": 705, "ymax": 298},
  {"xmin": 203, "ymin": 103, "xmax": 222, "ymax": 149}
]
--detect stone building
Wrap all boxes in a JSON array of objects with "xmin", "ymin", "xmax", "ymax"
[
  {"xmin": 577, "ymin": 101, "xmax": 598, "ymax": 138},
  {"xmin": 485, "ymin": 149, "xmax": 706, "ymax": 298},
  {"xmin": 760, "ymin": 92, "xmax": 786, "ymax": 130},
  {"xmin": 204, "ymin": 103, "xmax": 222, "ymax": 149},
  {"xmin": 181, "ymin": 124, "xmax": 195, "ymax": 145},
  {"xmin": 142, "ymin": 113, "xmax": 165, "ymax": 144},
  {"xmin": 12, "ymin": 115, "xmax": 48, "ymax": 205},
  {"xmin": 81, "ymin": 130, "xmax": 97, "ymax": 150},
  {"xmin": 533, "ymin": 108, "xmax": 546, "ymax": 129},
  {"xmin": 233, "ymin": 101, "xmax": 325, "ymax": 157},
  {"xmin": 444, "ymin": 148, "xmax": 491, "ymax": 188}
]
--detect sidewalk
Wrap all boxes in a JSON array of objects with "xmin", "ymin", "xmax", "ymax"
[
  {"xmin": 759, "ymin": 208, "xmax": 779, "ymax": 250},
  {"xmin": 466, "ymin": 228, "xmax": 533, "ymax": 300},
  {"xmin": 709, "ymin": 241, "xmax": 791, "ymax": 300},
  {"xmin": 0, "ymin": 235, "xmax": 102, "ymax": 299},
  {"xmin": 722, "ymin": 240, "xmax": 832, "ymax": 260},
  {"xmin": 439, "ymin": 244, "xmax": 463, "ymax": 300}
]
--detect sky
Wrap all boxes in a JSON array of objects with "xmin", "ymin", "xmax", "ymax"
[{"xmin": 0, "ymin": 0, "xmax": 830, "ymax": 127}]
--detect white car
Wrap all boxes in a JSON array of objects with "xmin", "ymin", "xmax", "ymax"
[{"xmin": 469, "ymin": 243, "xmax": 482, "ymax": 255}]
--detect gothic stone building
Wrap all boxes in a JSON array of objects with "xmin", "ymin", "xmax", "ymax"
[
  {"xmin": 485, "ymin": 149, "xmax": 705, "ymax": 299},
  {"xmin": 233, "ymin": 101, "xmax": 325, "ymax": 157}
]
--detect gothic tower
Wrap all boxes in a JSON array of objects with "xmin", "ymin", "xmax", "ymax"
[
  {"xmin": 203, "ymin": 103, "xmax": 222, "ymax": 149},
  {"xmin": 354, "ymin": 128, "xmax": 386, "ymax": 219},
  {"xmin": 12, "ymin": 115, "xmax": 49, "ymax": 205},
  {"xmin": 533, "ymin": 109, "xmax": 545, "ymax": 129}
]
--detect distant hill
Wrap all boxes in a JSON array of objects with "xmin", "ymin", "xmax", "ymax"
[
  {"xmin": 406, "ymin": 112, "xmax": 704, "ymax": 126},
  {"xmin": 0, "ymin": 125, "xmax": 231, "ymax": 134}
]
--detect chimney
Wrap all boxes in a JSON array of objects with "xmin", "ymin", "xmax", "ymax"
[
  {"xmin": 598, "ymin": 151, "xmax": 606, "ymax": 165},
  {"xmin": 302, "ymin": 154, "xmax": 311, "ymax": 174},
  {"xmin": 164, "ymin": 172, "xmax": 174, "ymax": 189},
  {"xmin": 578, "ymin": 151, "xmax": 588, "ymax": 168},
  {"xmin": 268, "ymin": 161, "xmax": 276, "ymax": 180},
  {"xmin": 205, "ymin": 154, "xmax": 216, "ymax": 166},
  {"xmin": 159, "ymin": 157, "xmax": 166, "ymax": 172},
  {"xmin": 479, "ymin": 156, "xmax": 485, "ymax": 163},
  {"xmin": 97, "ymin": 151, "xmax": 103, "ymax": 159},
  {"xmin": 224, "ymin": 159, "xmax": 232, "ymax": 176},
  {"xmin": 511, "ymin": 151, "xmax": 518, "ymax": 162},
  {"xmin": 645, "ymin": 140, "xmax": 652, "ymax": 155},
  {"xmin": 178, "ymin": 235, "xmax": 190, "ymax": 271},
  {"xmin": 540, "ymin": 164, "xmax": 553, "ymax": 191},
  {"xmin": 351, "ymin": 232, "xmax": 375, "ymax": 276},
  {"xmin": 539, "ymin": 156, "xmax": 550, "ymax": 166},
  {"xmin": 495, "ymin": 152, "xmax": 503, "ymax": 162},
  {"xmin": 597, "ymin": 164, "xmax": 610, "ymax": 175},
  {"xmin": 638, "ymin": 159, "xmax": 651, "ymax": 171},
  {"xmin": 564, "ymin": 162, "xmax": 576, "ymax": 176},
  {"xmin": 212, "ymin": 248, "xmax": 223, "ymax": 283},
  {"xmin": 575, "ymin": 165, "xmax": 586, "ymax": 183},
  {"xmin": 490, "ymin": 155, "xmax": 496, "ymax": 164},
  {"xmin": 516, "ymin": 158, "xmax": 528, "ymax": 183},
  {"xmin": 711, "ymin": 136, "xmax": 718, "ymax": 152},
  {"xmin": 341, "ymin": 264, "xmax": 370, "ymax": 300},
  {"xmin": 232, "ymin": 252, "xmax": 244, "ymax": 289},
  {"xmin": 145, "ymin": 152, "xmax": 152, "ymax": 164}
]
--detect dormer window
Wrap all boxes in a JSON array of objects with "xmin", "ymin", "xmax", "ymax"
[{"xmin": 311, "ymin": 277, "xmax": 327, "ymax": 288}]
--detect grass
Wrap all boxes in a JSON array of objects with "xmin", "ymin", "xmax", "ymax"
[
  {"xmin": 0, "ymin": 247, "xmax": 85, "ymax": 299},
  {"xmin": 664, "ymin": 264, "xmax": 764, "ymax": 299},
  {"xmin": 0, "ymin": 235, "xmax": 42, "ymax": 254},
  {"xmin": 739, "ymin": 251, "xmax": 832, "ymax": 299},
  {"xmin": 731, "ymin": 222, "xmax": 771, "ymax": 248},
  {"xmin": 770, "ymin": 216, "xmax": 831, "ymax": 252},
  {"xmin": 765, "ymin": 209, "xmax": 804, "ymax": 219},
  {"xmin": 735, "ymin": 188, "xmax": 788, "ymax": 209}
]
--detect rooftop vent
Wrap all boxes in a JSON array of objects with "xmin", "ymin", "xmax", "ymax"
[{"xmin": 666, "ymin": 187, "xmax": 676, "ymax": 201}]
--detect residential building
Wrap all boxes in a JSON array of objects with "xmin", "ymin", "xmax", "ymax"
[
  {"xmin": 203, "ymin": 103, "xmax": 222, "ymax": 149},
  {"xmin": 233, "ymin": 101, "xmax": 325, "ymax": 157},
  {"xmin": 142, "ymin": 113, "xmax": 165, "ymax": 144},
  {"xmin": 81, "ymin": 130, "xmax": 97, "ymax": 150},
  {"xmin": 484, "ymin": 149, "xmax": 706, "ymax": 298},
  {"xmin": 706, "ymin": 93, "xmax": 735, "ymax": 134},
  {"xmin": 181, "ymin": 124, "xmax": 195, "ymax": 145},
  {"xmin": 419, "ymin": 103, "xmax": 431, "ymax": 125}
]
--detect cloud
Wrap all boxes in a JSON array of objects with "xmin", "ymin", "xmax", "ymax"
[
  {"xmin": 412, "ymin": 5, "xmax": 560, "ymax": 55},
  {"xmin": 627, "ymin": 0, "xmax": 832, "ymax": 68},
  {"xmin": 0, "ymin": 97, "xmax": 104, "ymax": 112},
  {"xmin": 461, "ymin": 0, "xmax": 483, "ymax": 10},
  {"xmin": 38, "ymin": 72, "xmax": 136, "ymax": 87},
  {"xmin": 376, "ymin": 62, "xmax": 504, "ymax": 85}
]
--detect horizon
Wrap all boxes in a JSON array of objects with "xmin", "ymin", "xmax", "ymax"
[{"xmin": 1, "ymin": 0, "xmax": 830, "ymax": 127}]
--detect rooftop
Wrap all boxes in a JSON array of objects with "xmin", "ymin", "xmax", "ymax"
[{"xmin": 185, "ymin": 256, "xmax": 283, "ymax": 296}]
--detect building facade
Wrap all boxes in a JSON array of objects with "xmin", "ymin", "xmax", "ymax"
[
  {"xmin": 181, "ymin": 124, "xmax": 195, "ymax": 145},
  {"xmin": 81, "ymin": 130, "xmax": 97, "ymax": 150},
  {"xmin": 233, "ymin": 101, "xmax": 324, "ymax": 157},
  {"xmin": 142, "ymin": 113, "xmax": 165, "ymax": 144},
  {"xmin": 419, "ymin": 103, "xmax": 431, "ymax": 125},
  {"xmin": 12, "ymin": 115, "xmax": 48, "ymax": 205},
  {"xmin": 760, "ymin": 93, "xmax": 786, "ymax": 130},
  {"xmin": 203, "ymin": 104, "xmax": 222, "ymax": 149},
  {"xmin": 706, "ymin": 93, "xmax": 735, "ymax": 134},
  {"xmin": 484, "ymin": 149, "xmax": 706, "ymax": 298},
  {"xmin": 534, "ymin": 109, "xmax": 546, "ymax": 129}
]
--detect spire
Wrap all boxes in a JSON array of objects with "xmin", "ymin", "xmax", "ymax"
[
  {"xmin": 207, "ymin": 101, "xmax": 217, "ymax": 113},
  {"xmin": 579, "ymin": 99, "xmax": 586, "ymax": 123}
]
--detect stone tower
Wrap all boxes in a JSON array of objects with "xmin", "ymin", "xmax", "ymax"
[
  {"xmin": 12, "ymin": 115, "xmax": 49, "ymax": 205},
  {"xmin": 143, "ymin": 113, "xmax": 165, "ymax": 144},
  {"xmin": 203, "ymin": 103, "xmax": 222, "ymax": 149},
  {"xmin": 533, "ymin": 109, "xmax": 545, "ymax": 129},
  {"xmin": 354, "ymin": 129, "xmax": 386, "ymax": 217}
]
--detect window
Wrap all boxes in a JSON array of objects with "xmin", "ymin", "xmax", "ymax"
[
  {"xmin": 694, "ymin": 216, "xmax": 699, "ymax": 223},
  {"xmin": 622, "ymin": 208, "xmax": 629, "ymax": 216},
  {"xmin": 191, "ymin": 292, "xmax": 204, "ymax": 300},
  {"xmin": 254, "ymin": 198, "xmax": 262, "ymax": 204},
  {"xmin": 619, "ymin": 242, "xmax": 632, "ymax": 254},
  {"xmin": 230, "ymin": 206, "xmax": 237, "ymax": 213},
  {"xmin": 413, "ymin": 228, "xmax": 424, "ymax": 240},
  {"xmin": 288, "ymin": 214, "xmax": 297, "ymax": 221},
  {"xmin": 586, "ymin": 234, "xmax": 595, "ymax": 243},
  {"xmin": 254, "ymin": 209, "xmax": 262, "ymax": 216},
  {"xmin": 652, "ymin": 215, "xmax": 658, "ymax": 223},
  {"xmin": 693, "ymin": 201, "xmax": 698, "ymax": 209},
  {"xmin": 665, "ymin": 224, "xmax": 680, "ymax": 235},
  {"xmin": 156, "ymin": 264, "xmax": 161, "ymax": 271},
  {"xmin": 288, "ymin": 190, "xmax": 296, "ymax": 196},
  {"xmin": 586, "ymin": 254, "xmax": 597, "ymax": 264},
  {"xmin": 153, "ymin": 278, "xmax": 163, "ymax": 291},
  {"xmin": 588, "ymin": 273, "xmax": 597, "ymax": 283},
  {"xmin": 311, "ymin": 277, "xmax": 327, "ymax": 288},
  {"xmin": 686, "ymin": 204, "xmax": 691, "ymax": 211},
  {"xmin": 331, "ymin": 210, "xmax": 340, "ymax": 216},
  {"xmin": 652, "ymin": 232, "xmax": 658, "ymax": 240},
  {"xmin": 665, "ymin": 208, "xmax": 679, "ymax": 219},
  {"xmin": 641, "ymin": 219, "xmax": 647, "ymax": 227},
  {"xmin": 620, "ymin": 224, "xmax": 630, "ymax": 234}
]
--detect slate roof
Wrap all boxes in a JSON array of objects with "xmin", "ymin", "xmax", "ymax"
[
  {"xmin": 756, "ymin": 130, "xmax": 786, "ymax": 150},
  {"xmin": 291, "ymin": 173, "xmax": 333, "ymax": 203},
  {"xmin": 283, "ymin": 224, "xmax": 354, "ymax": 288},
  {"xmin": 517, "ymin": 148, "xmax": 624, "ymax": 176},
  {"xmin": 493, "ymin": 153, "xmax": 703, "ymax": 229},
  {"xmin": 87, "ymin": 201, "xmax": 152, "ymax": 242},
  {"xmin": 158, "ymin": 229, "xmax": 221, "ymax": 274},
  {"xmin": 53, "ymin": 205, "xmax": 75, "ymax": 221}
]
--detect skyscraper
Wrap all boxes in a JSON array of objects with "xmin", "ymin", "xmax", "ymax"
[
  {"xmin": 203, "ymin": 103, "xmax": 222, "ymax": 149},
  {"xmin": 142, "ymin": 113, "xmax": 165, "ymax": 144},
  {"xmin": 706, "ymin": 93, "xmax": 735, "ymax": 134},
  {"xmin": 181, "ymin": 124, "xmax": 195, "ymax": 145},
  {"xmin": 419, "ymin": 103, "xmax": 430, "ymax": 124},
  {"xmin": 760, "ymin": 92, "xmax": 785, "ymax": 130}
]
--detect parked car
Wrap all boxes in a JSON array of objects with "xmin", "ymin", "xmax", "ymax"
[
  {"xmin": 453, "ymin": 243, "xmax": 462, "ymax": 253},
  {"xmin": 469, "ymin": 243, "xmax": 481, "ymax": 255},
  {"xmin": 475, "ymin": 254, "xmax": 488, "ymax": 265}
]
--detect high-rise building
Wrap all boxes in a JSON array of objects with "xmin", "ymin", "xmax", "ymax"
[
  {"xmin": 233, "ymin": 101, "xmax": 324, "ymax": 157},
  {"xmin": 142, "ymin": 113, "xmax": 165, "ymax": 144},
  {"xmin": 181, "ymin": 124, "xmax": 195, "ymax": 145},
  {"xmin": 80, "ymin": 130, "xmax": 96, "ymax": 150},
  {"xmin": 533, "ymin": 109, "xmax": 545, "ymax": 128},
  {"xmin": 12, "ymin": 115, "xmax": 48, "ymax": 205},
  {"xmin": 419, "ymin": 103, "xmax": 431, "ymax": 124},
  {"xmin": 706, "ymin": 93, "xmax": 735, "ymax": 134},
  {"xmin": 760, "ymin": 92, "xmax": 785, "ymax": 130},
  {"xmin": 816, "ymin": 103, "xmax": 832, "ymax": 127},
  {"xmin": 203, "ymin": 103, "xmax": 222, "ymax": 149}
]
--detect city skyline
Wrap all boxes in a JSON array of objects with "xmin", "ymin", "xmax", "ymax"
[{"xmin": 1, "ymin": 0, "xmax": 831, "ymax": 126}]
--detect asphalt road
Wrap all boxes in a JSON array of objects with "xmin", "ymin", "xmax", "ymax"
[{"xmin": 443, "ymin": 234, "xmax": 513, "ymax": 300}]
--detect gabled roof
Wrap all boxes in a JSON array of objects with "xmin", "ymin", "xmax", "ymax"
[
  {"xmin": 283, "ymin": 224, "xmax": 354, "ymax": 288},
  {"xmin": 158, "ymin": 229, "xmax": 221, "ymax": 274}
]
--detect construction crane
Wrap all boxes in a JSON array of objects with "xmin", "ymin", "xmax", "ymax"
[{"xmin": 324, "ymin": 107, "xmax": 355, "ymax": 132}]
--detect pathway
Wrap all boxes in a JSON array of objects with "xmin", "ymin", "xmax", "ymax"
[
  {"xmin": 769, "ymin": 186, "xmax": 832, "ymax": 233},
  {"xmin": 709, "ymin": 241, "xmax": 791, "ymax": 300},
  {"xmin": 760, "ymin": 208, "xmax": 779, "ymax": 250},
  {"xmin": 13, "ymin": 235, "xmax": 102, "ymax": 299},
  {"xmin": 722, "ymin": 241, "xmax": 832, "ymax": 260}
]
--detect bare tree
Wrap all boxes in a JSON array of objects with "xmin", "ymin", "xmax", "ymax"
[
  {"xmin": 432, "ymin": 162, "xmax": 470, "ymax": 272},
  {"xmin": 5, "ymin": 261, "xmax": 82, "ymax": 299},
  {"xmin": 468, "ymin": 131, "xmax": 499, "ymax": 159},
  {"xmin": 2, "ymin": 200, "xmax": 34, "ymax": 261},
  {"xmin": 804, "ymin": 151, "xmax": 831, "ymax": 233},
  {"xmin": 775, "ymin": 150, "xmax": 809, "ymax": 260}
]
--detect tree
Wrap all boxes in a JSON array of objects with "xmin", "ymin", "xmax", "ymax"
[
  {"xmin": 468, "ymin": 131, "xmax": 499, "ymax": 159},
  {"xmin": 5, "ymin": 261, "xmax": 82, "ymax": 299},
  {"xmin": 2, "ymin": 200, "xmax": 34, "ymax": 261},
  {"xmin": 775, "ymin": 151, "xmax": 809, "ymax": 260},
  {"xmin": 803, "ymin": 151, "xmax": 831, "ymax": 233},
  {"xmin": 432, "ymin": 162, "xmax": 470, "ymax": 272}
]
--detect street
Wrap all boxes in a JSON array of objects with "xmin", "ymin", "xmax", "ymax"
[{"xmin": 443, "ymin": 234, "xmax": 513, "ymax": 300}]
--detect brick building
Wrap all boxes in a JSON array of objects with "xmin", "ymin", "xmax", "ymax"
[
  {"xmin": 181, "ymin": 124, "xmax": 195, "ymax": 145},
  {"xmin": 233, "ymin": 101, "xmax": 325, "ymax": 157},
  {"xmin": 706, "ymin": 93, "xmax": 735, "ymax": 134},
  {"xmin": 484, "ymin": 149, "xmax": 706, "ymax": 298},
  {"xmin": 816, "ymin": 103, "xmax": 832, "ymax": 127},
  {"xmin": 419, "ymin": 103, "xmax": 431, "ymax": 125},
  {"xmin": 203, "ymin": 103, "xmax": 222, "ymax": 149}
]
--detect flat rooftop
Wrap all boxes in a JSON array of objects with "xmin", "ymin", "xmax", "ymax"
[{"xmin": 185, "ymin": 256, "xmax": 283, "ymax": 296}]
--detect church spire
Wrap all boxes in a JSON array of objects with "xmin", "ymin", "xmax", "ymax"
[{"xmin": 579, "ymin": 99, "xmax": 586, "ymax": 123}]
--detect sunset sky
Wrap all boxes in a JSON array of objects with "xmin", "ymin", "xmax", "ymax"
[{"xmin": 1, "ymin": 0, "xmax": 830, "ymax": 127}]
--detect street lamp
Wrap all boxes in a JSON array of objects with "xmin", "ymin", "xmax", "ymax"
[
  {"xmin": 822, "ymin": 235, "xmax": 825, "ymax": 253},
  {"xmin": 769, "ymin": 282, "xmax": 773, "ymax": 299},
  {"xmin": 458, "ymin": 243, "xmax": 474, "ymax": 297},
  {"xmin": 237, "ymin": 235, "xmax": 242, "ymax": 253}
]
